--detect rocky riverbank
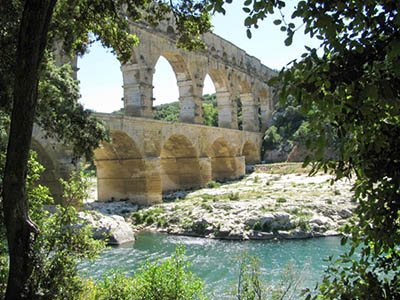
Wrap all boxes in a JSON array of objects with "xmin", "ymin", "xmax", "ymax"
[{"xmin": 81, "ymin": 164, "xmax": 356, "ymax": 243}]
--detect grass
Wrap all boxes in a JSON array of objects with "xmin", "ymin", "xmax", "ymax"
[
  {"xmin": 206, "ymin": 181, "xmax": 221, "ymax": 188},
  {"xmin": 229, "ymin": 192, "xmax": 240, "ymax": 201},
  {"xmin": 276, "ymin": 197, "xmax": 287, "ymax": 203},
  {"xmin": 200, "ymin": 202, "xmax": 213, "ymax": 213},
  {"xmin": 255, "ymin": 163, "xmax": 312, "ymax": 175}
]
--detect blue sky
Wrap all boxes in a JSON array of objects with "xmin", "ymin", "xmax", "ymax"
[{"xmin": 78, "ymin": 1, "xmax": 319, "ymax": 113}]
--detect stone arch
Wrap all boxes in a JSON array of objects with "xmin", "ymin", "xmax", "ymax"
[
  {"xmin": 160, "ymin": 134, "xmax": 201, "ymax": 192},
  {"xmin": 211, "ymin": 137, "xmax": 238, "ymax": 181},
  {"xmin": 207, "ymin": 69, "xmax": 236, "ymax": 129},
  {"xmin": 94, "ymin": 130, "xmax": 150, "ymax": 203},
  {"xmin": 238, "ymin": 76, "xmax": 252, "ymax": 94},
  {"xmin": 155, "ymin": 52, "xmax": 202, "ymax": 124},
  {"xmin": 160, "ymin": 51, "xmax": 191, "ymax": 82},
  {"xmin": 152, "ymin": 55, "xmax": 179, "ymax": 106},
  {"xmin": 241, "ymin": 140, "xmax": 260, "ymax": 165},
  {"xmin": 31, "ymin": 138, "xmax": 64, "ymax": 203},
  {"xmin": 166, "ymin": 25, "xmax": 175, "ymax": 38}
]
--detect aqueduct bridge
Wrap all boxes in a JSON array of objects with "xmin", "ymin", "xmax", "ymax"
[
  {"xmin": 33, "ymin": 114, "xmax": 262, "ymax": 204},
  {"xmin": 41, "ymin": 18, "xmax": 276, "ymax": 204}
]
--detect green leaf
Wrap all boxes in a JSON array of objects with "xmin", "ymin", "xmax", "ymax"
[
  {"xmin": 243, "ymin": 7, "xmax": 251, "ymax": 13},
  {"xmin": 284, "ymin": 36, "xmax": 293, "ymax": 46},
  {"xmin": 273, "ymin": 19, "xmax": 282, "ymax": 25},
  {"xmin": 246, "ymin": 29, "xmax": 252, "ymax": 39}
]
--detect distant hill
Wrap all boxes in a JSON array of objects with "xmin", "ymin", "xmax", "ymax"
[{"xmin": 154, "ymin": 94, "xmax": 218, "ymax": 126}]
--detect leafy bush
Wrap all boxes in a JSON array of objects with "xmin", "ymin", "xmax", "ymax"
[
  {"xmin": 276, "ymin": 197, "xmax": 287, "ymax": 203},
  {"xmin": 59, "ymin": 163, "xmax": 94, "ymax": 209},
  {"xmin": 253, "ymin": 221, "xmax": 262, "ymax": 231},
  {"xmin": 206, "ymin": 181, "xmax": 220, "ymax": 188},
  {"xmin": 132, "ymin": 245, "xmax": 207, "ymax": 300},
  {"xmin": 0, "ymin": 152, "xmax": 105, "ymax": 300},
  {"xmin": 230, "ymin": 253, "xmax": 304, "ymax": 300},
  {"xmin": 228, "ymin": 192, "xmax": 240, "ymax": 201},
  {"xmin": 84, "ymin": 270, "xmax": 136, "ymax": 300},
  {"xmin": 263, "ymin": 126, "xmax": 283, "ymax": 151}
]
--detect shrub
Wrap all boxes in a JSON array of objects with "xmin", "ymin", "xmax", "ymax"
[
  {"xmin": 253, "ymin": 221, "xmax": 262, "ymax": 231},
  {"xmin": 132, "ymin": 246, "xmax": 207, "ymax": 300},
  {"xmin": 201, "ymin": 202, "xmax": 213, "ymax": 213},
  {"xmin": 145, "ymin": 215, "xmax": 155, "ymax": 225},
  {"xmin": 228, "ymin": 192, "xmax": 240, "ymax": 201},
  {"xmin": 297, "ymin": 218, "xmax": 311, "ymax": 232},
  {"xmin": 0, "ymin": 151, "xmax": 105, "ymax": 300},
  {"xmin": 263, "ymin": 126, "xmax": 283, "ymax": 151},
  {"xmin": 206, "ymin": 181, "xmax": 220, "ymax": 188},
  {"xmin": 84, "ymin": 271, "xmax": 135, "ymax": 300},
  {"xmin": 276, "ymin": 197, "xmax": 287, "ymax": 203},
  {"xmin": 230, "ymin": 253, "xmax": 304, "ymax": 300},
  {"xmin": 59, "ymin": 163, "xmax": 94, "ymax": 209}
]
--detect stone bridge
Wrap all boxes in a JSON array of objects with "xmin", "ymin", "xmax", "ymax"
[
  {"xmin": 33, "ymin": 114, "xmax": 261, "ymax": 204},
  {"xmin": 40, "ymin": 18, "xmax": 276, "ymax": 204},
  {"xmin": 121, "ymin": 18, "xmax": 276, "ymax": 132}
]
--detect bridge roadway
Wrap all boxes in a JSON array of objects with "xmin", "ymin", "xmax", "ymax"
[{"xmin": 32, "ymin": 113, "xmax": 262, "ymax": 204}]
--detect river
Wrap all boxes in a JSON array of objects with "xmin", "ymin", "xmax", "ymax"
[{"xmin": 79, "ymin": 232, "xmax": 349, "ymax": 298}]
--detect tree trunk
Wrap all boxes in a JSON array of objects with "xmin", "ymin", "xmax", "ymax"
[{"xmin": 2, "ymin": 1, "xmax": 57, "ymax": 299}]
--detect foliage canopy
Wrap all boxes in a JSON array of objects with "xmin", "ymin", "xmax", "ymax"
[{"xmin": 214, "ymin": 0, "xmax": 400, "ymax": 298}]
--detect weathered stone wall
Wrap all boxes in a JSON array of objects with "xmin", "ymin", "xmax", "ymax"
[
  {"xmin": 93, "ymin": 113, "xmax": 262, "ymax": 204},
  {"xmin": 32, "ymin": 125, "xmax": 78, "ymax": 204},
  {"xmin": 32, "ymin": 115, "xmax": 261, "ymax": 205}
]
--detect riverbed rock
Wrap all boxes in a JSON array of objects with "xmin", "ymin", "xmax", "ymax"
[
  {"xmin": 85, "ymin": 201, "xmax": 139, "ymax": 217},
  {"xmin": 309, "ymin": 215, "xmax": 334, "ymax": 227},
  {"xmin": 78, "ymin": 211, "xmax": 135, "ymax": 245},
  {"xmin": 100, "ymin": 168, "xmax": 356, "ymax": 241}
]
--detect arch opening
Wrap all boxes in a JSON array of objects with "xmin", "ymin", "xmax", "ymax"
[
  {"xmin": 161, "ymin": 134, "xmax": 201, "ymax": 192},
  {"xmin": 94, "ymin": 130, "xmax": 148, "ymax": 203},
  {"xmin": 207, "ymin": 70, "xmax": 235, "ymax": 129},
  {"xmin": 153, "ymin": 55, "xmax": 179, "ymax": 108},
  {"xmin": 211, "ymin": 137, "xmax": 238, "ymax": 181},
  {"xmin": 78, "ymin": 41, "xmax": 124, "ymax": 113},
  {"xmin": 242, "ymin": 141, "xmax": 259, "ymax": 165},
  {"xmin": 202, "ymin": 74, "xmax": 217, "ymax": 127}
]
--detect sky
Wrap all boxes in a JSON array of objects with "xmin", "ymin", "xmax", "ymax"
[{"xmin": 78, "ymin": 1, "xmax": 320, "ymax": 113}]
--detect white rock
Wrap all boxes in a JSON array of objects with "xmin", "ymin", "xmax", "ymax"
[
  {"xmin": 338, "ymin": 208, "xmax": 353, "ymax": 218},
  {"xmin": 78, "ymin": 211, "xmax": 135, "ymax": 245},
  {"xmin": 309, "ymin": 215, "xmax": 333, "ymax": 227}
]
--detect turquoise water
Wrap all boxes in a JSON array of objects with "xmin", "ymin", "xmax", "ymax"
[{"xmin": 80, "ymin": 232, "xmax": 348, "ymax": 297}]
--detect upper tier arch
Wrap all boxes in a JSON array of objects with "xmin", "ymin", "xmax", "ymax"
[{"xmin": 120, "ymin": 18, "xmax": 277, "ymax": 132}]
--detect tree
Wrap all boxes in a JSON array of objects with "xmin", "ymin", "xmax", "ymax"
[
  {"xmin": 213, "ymin": 0, "xmax": 400, "ymax": 298},
  {"xmin": 0, "ymin": 1, "xmax": 211, "ymax": 299}
]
